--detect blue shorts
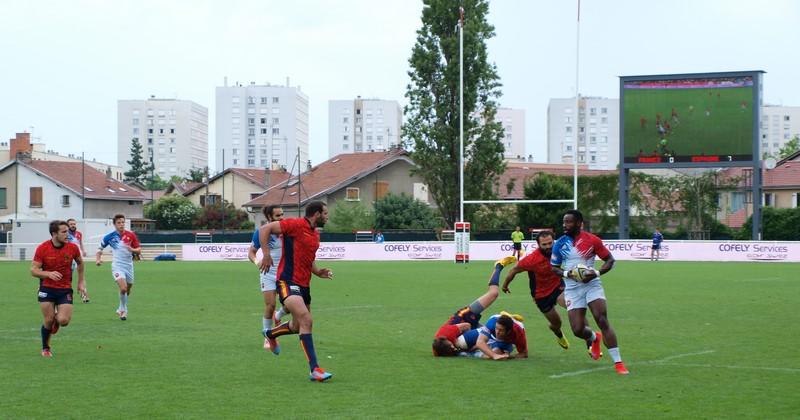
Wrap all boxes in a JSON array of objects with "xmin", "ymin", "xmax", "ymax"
[
  {"xmin": 38, "ymin": 287, "xmax": 73, "ymax": 305},
  {"xmin": 446, "ymin": 306, "xmax": 482, "ymax": 330},
  {"xmin": 488, "ymin": 338, "xmax": 514, "ymax": 353},
  {"xmin": 276, "ymin": 279, "xmax": 311, "ymax": 306}
]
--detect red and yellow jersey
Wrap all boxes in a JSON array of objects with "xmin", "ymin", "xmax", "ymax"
[
  {"xmin": 33, "ymin": 240, "xmax": 81, "ymax": 289},
  {"xmin": 517, "ymin": 249, "xmax": 563, "ymax": 299},
  {"xmin": 277, "ymin": 217, "xmax": 320, "ymax": 287}
]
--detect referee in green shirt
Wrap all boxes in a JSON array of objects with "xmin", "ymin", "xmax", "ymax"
[{"xmin": 511, "ymin": 226, "xmax": 525, "ymax": 259}]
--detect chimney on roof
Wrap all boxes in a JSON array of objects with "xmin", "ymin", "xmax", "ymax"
[
  {"xmin": 264, "ymin": 169, "xmax": 270, "ymax": 188},
  {"xmin": 106, "ymin": 168, "xmax": 112, "ymax": 178},
  {"xmin": 306, "ymin": 160, "xmax": 312, "ymax": 172}
]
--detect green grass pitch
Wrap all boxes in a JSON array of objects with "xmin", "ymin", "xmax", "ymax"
[
  {"xmin": 623, "ymin": 87, "xmax": 753, "ymax": 158},
  {"xmin": 2, "ymin": 260, "xmax": 798, "ymax": 418}
]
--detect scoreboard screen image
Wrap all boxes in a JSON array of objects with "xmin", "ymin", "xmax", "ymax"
[{"xmin": 621, "ymin": 73, "xmax": 757, "ymax": 165}]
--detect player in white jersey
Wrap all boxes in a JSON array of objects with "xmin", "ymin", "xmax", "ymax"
[
  {"xmin": 67, "ymin": 218, "xmax": 90, "ymax": 303},
  {"xmin": 248, "ymin": 205, "xmax": 286, "ymax": 351},
  {"xmin": 550, "ymin": 209, "xmax": 629, "ymax": 375},
  {"xmin": 96, "ymin": 214, "xmax": 141, "ymax": 321}
]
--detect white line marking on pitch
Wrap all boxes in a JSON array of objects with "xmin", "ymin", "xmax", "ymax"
[
  {"xmin": 549, "ymin": 350, "xmax": 715, "ymax": 379},
  {"xmin": 733, "ymin": 277, "xmax": 784, "ymax": 282}
]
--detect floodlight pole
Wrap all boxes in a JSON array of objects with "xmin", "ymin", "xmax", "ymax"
[
  {"xmin": 573, "ymin": 0, "xmax": 581, "ymax": 210},
  {"xmin": 458, "ymin": 6, "xmax": 465, "ymax": 224}
]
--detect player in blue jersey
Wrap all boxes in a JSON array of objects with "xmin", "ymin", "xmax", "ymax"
[
  {"xmin": 551, "ymin": 210, "xmax": 629, "ymax": 375},
  {"xmin": 248, "ymin": 205, "xmax": 286, "ymax": 351},
  {"xmin": 67, "ymin": 218, "xmax": 90, "ymax": 302},
  {"xmin": 96, "ymin": 214, "xmax": 141, "ymax": 321},
  {"xmin": 651, "ymin": 228, "xmax": 664, "ymax": 261}
]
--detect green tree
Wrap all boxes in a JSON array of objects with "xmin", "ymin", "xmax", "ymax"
[
  {"xmin": 145, "ymin": 174, "xmax": 171, "ymax": 191},
  {"xmin": 187, "ymin": 167, "xmax": 207, "ymax": 183},
  {"xmin": 324, "ymin": 201, "xmax": 376, "ymax": 233},
  {"xmin": 193, "ymin": 201, "xmax": 251, "ymax": 230},
  {"xmin": 124, "ymin": 138, "xmax": 154, "ymax": 184},
  {"xmin": 144, "ymin": 195, "xmax": 199, "ymax": 230},
  {"xmin": 738, "ymin": 207, "xmax": 800, "ymax": 240},
  {"xmin": 470, "ymin": 204, "xmax": 517, "ymax": 231},
  {"xmin": 777, "ymin": 135, "xmax": 800, "ymax": 159},
  {"xmin": 517, "ymin": 173, "xmax": 572, "ymax": 231},
  {"xmin": 403, "ymin": 0, "xmax": 506, "ymax": 228},
  {"xmin": 374, "ymin": 193, "xmax": 440, "ymax": 230}
]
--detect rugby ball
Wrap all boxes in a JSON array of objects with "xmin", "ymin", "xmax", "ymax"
[{"xmin": 573, "ymin": 264, "xmax": 595, "ymax": 282}]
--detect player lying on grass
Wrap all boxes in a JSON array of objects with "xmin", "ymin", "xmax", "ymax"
[
  {"xmin": 502, "ymin": 230, "xmax": 570, "ymax": 351},
  {"xmin": 432, "ymin": 256, "xmax": 527, "ymax": 359}
]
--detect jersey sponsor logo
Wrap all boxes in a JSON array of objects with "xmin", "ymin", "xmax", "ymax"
[
  {"xmin": 289, "ymin": 285, "xmax": 301, "ymax": 292},
  {"xmin": 38, "ymin": 291, "xmax": 48, "ymax": 298}
]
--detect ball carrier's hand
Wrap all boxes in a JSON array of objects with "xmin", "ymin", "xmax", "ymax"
[{"xmin": 259, "ymin": 254, "xmax": 273, "ymax": 274}]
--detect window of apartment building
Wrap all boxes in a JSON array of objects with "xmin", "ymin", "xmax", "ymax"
[
  {"xmin": 590, "ymin": 136, "xmax": 596, "ymax": 144},
  {"xmin": 132, "ymin": 128, "xmax": 139, "ymax": 135},
  {"xmin": 763, "ymin": 193, "xmax": 775, "ymax": 207},
  {"xmin": 158, "ymin": 119, "xmax": 165, "ymax": 126},
  {"xmin": 272, "ymin": 128, "xmax": 280, "ymax": 135},
  {"xmin": 261, "ymin": 97, "xmax": 268, "ymax": 104},
  {"xmin": 343, "ymin": 135, "xmax": 349, "ymax": 141},
  {"xmin": 260, "ymin": 108, "xmax": 268, "ymax": 115},
  {"xmin": 232, "ymin": 159, "xmax": 238, "ymax": 165},
  {"xmin": 247, "ymin": 159, "xmax": 255, "ymax": 165},
  {"xmin": 261, "ymin": 148, "xmax": 267, "ymax": 156},
  {"xmin": 147, "ymin": 109, "xmax": 154, "ymax": 117},
  {"xmin": 247, "ymin": 107, "xmax": 255, "ymax": 114},
  {"xmin": 342, "ymin": 144, "xmax": 349, "ymax": 150},
  {"xmin": 273, "ymin": 118, "xmax": 279, "ymax": 125},
  {"xmin": 601, "ymin": 107, "xmax": 608, "ymax": 114},
  {"xmin": 158, "ymin": 139, "xmax": 165, "ymax": 145},
  {"xmin": 565, "ymin": 126, "xmax": 573, "ymax": 133},
  {"xmin": 261, "ymin": 128, "xmax": 267, "ymax": 134},
  {"xmin": 169, "ymin": 128, "xmax": 175, "ymax": 134},
  {"xmin": 272, "ymin": 97, "xmax": 280, "ymax": 104},
  {"xmin": 169, "ymin": 147, "xmax": 175, "ymax": 153},
  {"xmin": 272, "ymin": 108, "xmax": 280, "ymax": 114},
  {"xmin": 249, "ymin": 118, "xmax": 256, "ymax": 125},
  {"xmin": 259, "ymin": 117, "xmax": 266, "ymax": 124},
  {"xmin": 590, "ymin": 155, "xmax": 596, "ymax": 162},
  {"xmin": 0, "ymin": 187, "xmax": 7, "ymax": 208},
  {"xmin": 159, "ymin": 128, "xmax": 164, "ymax": 134},
  {"xmin": 601, "ymin": 117, "xmax": 608, "ymax": 124},
  {"xmin": 232, "ymin": 148, "xmax": 238, "ymax": 155},
  {"xmin": 346, "ymin": 187, "xmax": 360, "ymax": 201},
  {"xmin": 61, "ymin": 195, "xmax": 70, "ymax": 207},
  {"xmin": 247, "ymin": 96, "xmax": 255, "ymax": 104},
  {"xmin": 248, "ymin": 128, "xmax": 255, "ymax": 135},
  {"xmin": 169, "ymin": 119, "xmax": 176, "ymax": 125},
  {"xmin": 30, "ymin": 187, "xmax": 43, "ymax": 207},
  {"xmin": 132, "ymin": 110, "xmax": 140, "ymax": 116},
  {"xmin": 590, "ymin": 108, "xmax": 596, "ymax": 116},
  {"xmin": 248, "ymin": 149, "xmax": 255, "ymax": 157},
  {"xmin": 170, "ymin": 138, "xmax": 175, "ymax": 144},
  {"xmin": 132, "ymin": 118, "xmax": 139, "ymax": 125},
  {"xmin": 785, "ymin": 115, "xmax": 791, "ymax": 121}
]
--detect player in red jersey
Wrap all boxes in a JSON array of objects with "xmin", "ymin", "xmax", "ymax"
[
  {"xmin": 551, "ymin": 210, "xmax": 629, "ymax": 375},
  {"xmin": 502, "ymin": 230, "xmax": 570, "ymax": 350},
  {"xmin": 258, "ymin": 201, "xmax": 335, "ymax": 382},
  {"xmin": 31, "ymin": 220, "xmax": 86, "ymax": 357}
]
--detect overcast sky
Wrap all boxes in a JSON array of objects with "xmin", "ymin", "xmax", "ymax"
[{"xmin": 1, "ymin": 0, "xmax": 798, "ymax": 171}]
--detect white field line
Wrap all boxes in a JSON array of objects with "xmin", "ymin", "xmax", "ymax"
[{"xmin": 549, "ymin": 350, "xmax": 715, "ymax": 379}]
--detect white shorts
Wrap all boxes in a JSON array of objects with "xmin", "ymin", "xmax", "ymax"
[
  {"xmin": 564, "ymin": 279, "xmax": 605, "ymax": 311},
  {"xmin": 260, "ymin": 271, "xmax": 277, "ymax": 292},
  {"xmin": 112, "ymin": 267, "xmax": 134, "ymax": 284}
]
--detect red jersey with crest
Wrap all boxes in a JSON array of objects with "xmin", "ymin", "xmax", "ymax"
[
  {"xmin": 33, "ymin": 240, "xmax": 81, "ymax": 289},
  {"xmin": 517, "ymin": 248, "xmax": 562, "ymax": 299},
  {"xmin": 277, "ymin": 217, "xmax": 320, "ymax": 287}
]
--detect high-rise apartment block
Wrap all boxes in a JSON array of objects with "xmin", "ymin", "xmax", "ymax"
[
  {"xmin": 328, "ymin": 98, "xmax": 401, "ymax": 157},
  {"xmin": 118, "ymin": 98, "xmax": 208, "ymax": 178},
  {"xmin": 216, "ymin": 81, "xmax": 309, "ymax": 172},
  {"xmin": 496, "ymin": 107, "xmax": 527, "ymax": 161},
  {"xmin": 547, "ymin": 97, "xmax": 619, "ymax": 169},
  {"xmin": 760, "ymin": 105, "xmax": 800, "ymax": 158}
]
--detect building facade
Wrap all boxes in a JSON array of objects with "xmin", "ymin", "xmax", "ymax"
[
  {"xmin": 547, "ymin": 97, "xmax": 619, "ymax": 169},
  {"xmin": 2, "ymin": 132, "xmax": 124, "ymax": 181},
  {"xmin": 328, "ymin": 98, "xmax": 402, "ymax": 157},
  {"xmin": 496, "ymin": 107, "xmax": 527, "ymax": 162},
  {"xmin": 118, "ymin": 97, "xmax": 209, "ymax": 180},
  {"xmin": 760, "ymin": 105, "xmax": 800, "ymax": 159},
  {"xmin": 215, "ymin": 81, "xmax": 309, "ymax": 173}
]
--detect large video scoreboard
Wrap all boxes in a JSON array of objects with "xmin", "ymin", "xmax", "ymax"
[{"xmin": 620, "ymin": 71, "xmax": 762, "ymax": 168}]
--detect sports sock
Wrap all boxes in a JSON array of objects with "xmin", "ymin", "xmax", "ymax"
[
  {"xmin": 608, "ymin": 347, "xmax": 622, "ymax": 363},
  {"xmin": 488, "ymin": 265, "xmax": 503, "ymax": 286},
  {"xmin": 266, "ymin": 322, "xmax": 293, "ymax": 339},
  {"xmin": 299, "ymin": 333, "xmax": 319, "ymax": 371},
  {"xmin": 263, "ymin": 317, "xmax": 273, "ymax": 332},
  {"xmin": 120, "ymin": 293, "xmax": 128, "ymax": 311},
  {"xmin": 585, "ymin": 329, "xmax": 596, "ymax": 347},
  {"xmin": 275, "ymin": 306, "xmax": 286, "ymax": 319},
  {"xmin": 467, "ymin": 300, "xmax": 485, "ymax": 315},
  {"xmin": 41, "ymin": 325, "xmax": 51, "ymax": 349}
]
